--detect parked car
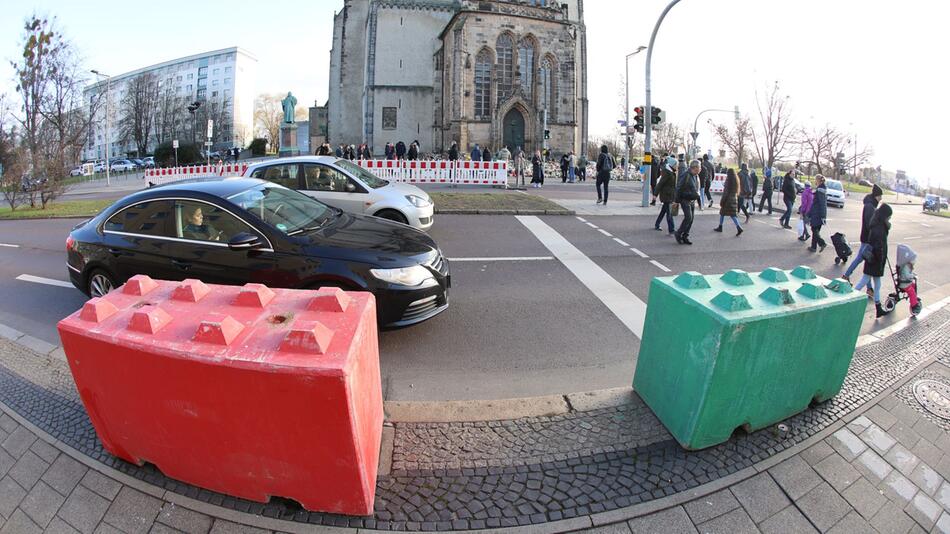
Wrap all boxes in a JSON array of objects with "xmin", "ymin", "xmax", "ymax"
[
  {"xmin": 93, "ymin": 161, "xmax": 107, "ymax": 173},
  {"xmin": 69, "ymin": 166, "xmax": 84, "ymax": 177},
  {"xmin": 824, "ymin": 179, "xmax": 846, "ymax": 208},
  {"xmin": 858, "ymin": 179, "xmax": 874, "ymax": 187},
  {"xmin": 142, "ymin": 157, "xmax": 156, "ymax": 169},
  {"xmin": 129, "ymin": 158, "xmax": 145, "ymax": 169},
  {"xmin": 65, "ymin": 178, "xmax": 450, "ymax": 327},
  {"xmin": 242, "ymin": 156, "xmax": 435, "ymax": 231},
  {"xmin": 110, "ymin": 159, "xmax": 136, "ymax": 172}
]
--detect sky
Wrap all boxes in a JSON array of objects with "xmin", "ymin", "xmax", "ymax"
[{"xmin": 2, "ymin": 0, "xmax": 948, "ymax": 187}]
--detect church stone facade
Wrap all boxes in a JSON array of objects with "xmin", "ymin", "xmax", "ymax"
[{"xmin": 328, "ymin": 0, "xmax": 588, "ymax": 157}]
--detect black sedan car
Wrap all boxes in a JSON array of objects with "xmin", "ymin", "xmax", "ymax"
[{"xmin": 66, "ymin": 178, "xmax": 450, "ymax": 327}]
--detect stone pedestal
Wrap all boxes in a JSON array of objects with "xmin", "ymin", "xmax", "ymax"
[{"xmin": 279, "ymin": 123, "xmax": 300, "ymax": 157}]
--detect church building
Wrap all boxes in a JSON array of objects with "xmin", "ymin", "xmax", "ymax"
[{"xmin": 328, "ymin": 0, "xmax": 588, "ymax": 157}]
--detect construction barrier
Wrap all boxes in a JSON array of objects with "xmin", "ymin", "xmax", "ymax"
[
  {"xmin": 57, "ymin": 276, "xmax": 382, "ymax": 515},
  {"xmin": 144, "ymin": 163, "xmax": 248, "ymax": 184},
  {"xmin": 633, "ymin": 267, "xmax": 866, "ymax": 450},
  {"xmin": 710, "ymin": 173, "xmax": 727, "ymax": 193},
  {"xmin": 358, "ymin": 159, "xmax": 508, "ymax": 186}
]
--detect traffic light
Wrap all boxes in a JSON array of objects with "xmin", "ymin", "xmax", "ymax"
[
  {"xmin": 633, "ymin": 107, "xmax": 645, "ymax": 133},
  {"xmin": 651, "ymin": 106, "xmax": 665, "ymax": 126},
  {"xmin": 544, "ymin": 129, "xmax": 551, "ymax": 140}
]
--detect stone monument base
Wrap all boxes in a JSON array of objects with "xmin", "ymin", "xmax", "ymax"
[{"xmin": 279, "ymin": 123, "xmax": 300, "ymax": 157}]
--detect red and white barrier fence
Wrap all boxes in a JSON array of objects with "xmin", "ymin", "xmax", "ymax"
[
  {"xmin": 710, "ymin": 173, "xmax": 727, "ymax": 194},
  {"xmin": 358, "ymin": 160, "xmax": 508, "ymax": 186},
  {"xmin": 144, "ymin": 163, "xmax": 249, "ymax": 184}
]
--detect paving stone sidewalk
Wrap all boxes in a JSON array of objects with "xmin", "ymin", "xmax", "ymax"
[{"xmin": 0, "ymin": 308, "xmax": 949, "ymax": 532}]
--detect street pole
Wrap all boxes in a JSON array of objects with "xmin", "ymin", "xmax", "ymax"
[
  {"xmin": 643, "ymin": 0, "xmax": 683, "ymax": 207},
  {"xmin": 689, "ymin": 108, "xmax": 737, "ymax": 160},
  {"xmin": 624, "ymin": 47, "xmax": 646, "ymax": 181}
]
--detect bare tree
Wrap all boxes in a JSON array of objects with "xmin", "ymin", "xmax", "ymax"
[
  {"xmin": 153, "ymin": 82, "xmax": 183, "ymax": 145},
  {"xmin": 653, "ymin": 123, "xmax": 686, "ymax": 157},
  {"xmin": 751, "ymin": 82, "xmax": 794, "ymax": 171},
  {"xmin": 201, "ymin": 96, "xmax": 232, "ymax": 146},
  {"xmin": 712, "ymin": 116, "xmax": 753, "ymax": 166},
  {"xmin": 118, "ymin": 72, "xmax": 160, "ymax": 157},
  {"xmin": 0, "ymin": 93, "xmax": 27, "ymax": 210},
  {"xmin": 254, "ymin": 93, "xmax": 283, "ymax": 152},
  {"xmin": 797, "ymin": 125, "xmax": 842, "ymax": 176}
]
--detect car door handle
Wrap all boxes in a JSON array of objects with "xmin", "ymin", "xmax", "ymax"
[
  {"xmin": 108, "ymin": 248, "xmax": 125, "ymax": 257},
  {"xmin": 171, "ymin": 259, "xmax": 192, "ymax": 271}
]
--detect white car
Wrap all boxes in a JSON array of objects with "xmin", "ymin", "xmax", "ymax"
[
  {"xmin": 242, "ymin": 156, "xmax": 435, "ymax": 230},
  {"xmin": 69, "ymin": 166, "xmax": 84, "ymax": 177},
  {"xmin": 825, "ymin": 179, "xmax": 846, "ymax": 208},
  {"xmin": 93, "ymin": 161, "xmax": 107, "ymax": 173},
  {"xmin": 110, "ymin": 159, "xmax": 136, "ymax": 172}
]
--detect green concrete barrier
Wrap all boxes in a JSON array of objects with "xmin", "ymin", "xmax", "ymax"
[{"xmin": 633, "ymin": 266, "xmax": 866, "ymax": 450}]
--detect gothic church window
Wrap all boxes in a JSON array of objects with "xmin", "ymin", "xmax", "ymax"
[
  {"xmin": 518, "ymin": 39, "xmax": 535, "ymax": 98},
  {"xmin": 474, "ymin": 50, "xmax": 492, "ymax": 120},
  {"xmin": 496, "ymin": 34, "xmax": 514, "ymax": 99},
  {"xmin": 539, "ymin": 57, "xmax": 555, "ymax": 114}
]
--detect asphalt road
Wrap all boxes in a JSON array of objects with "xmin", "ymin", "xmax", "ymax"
[{"xmin": 1, "ymin": 192, "xmax": 948, "ymax": 402}]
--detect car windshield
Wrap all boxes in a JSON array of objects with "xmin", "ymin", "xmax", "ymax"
[
  {"xmin": 335, "ymin": 159, "xmax": 389, "ymax": 189},
  {"xmin": 826, "ymin": 181, "xmax": 843, "ymax": 191},
  {"xmin": 227, "ymin": 183, "xmax": 336, "ymax": 236}
]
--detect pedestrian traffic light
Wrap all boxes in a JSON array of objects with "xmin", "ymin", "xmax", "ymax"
[
  {"xmin": 634, "ymin": 107, "xmax": 645, "ymax": 133},
  {"xmin": 544, "ymin": 129, "xmax": 551, "ymax": 140}
]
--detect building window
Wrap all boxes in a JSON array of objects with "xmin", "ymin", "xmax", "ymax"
[
  {"xmin": 198, "ymin": 78, "xmax": 207, "ymax": 88},
  {"xmin": 224, "ymin": 78, "xmax": 231, "ymax": 85},
  {"xmin": 225, "ymin": 66, "xmax": 232, "ymax": 73},
  {"xmin": 212, "ymin": 91, "xmax": 218, "ymax": 98},
  {"xmin": 474, "ymin": 50, "xmax": 492, "ymax": 120},
  {"xmin": 539, "ymin": 57, "xmax": 555, "ymax": 113},
  {"xmin": 213, "ymin": 68, "xmax": 219, "ymax": 76},
  {"xmin": 176, "ymin": 75, "xmax": 182, "ymax": 82},
  {"xmin": 197, "ymin": 88, "xmax": 206, "ymax": 100},
  {"xmin": 186, "ymin": 84, "xmax": 193, "ymax": 92},
  {"xmin": 519, "ymin": 39, "xmax": 535, "ymax": 98},
  {"xmin": 213, "ymin": 79, "xmax": 219, "ymax": 86},
  {"xmin": 198, "ymin": 66, "xmax": 208, "ymax": 77},
  {"xmin": 187, "ymin": 73, "xmax": 193, "ymax": 80},
  {"xmin": 382, "ymin": 107, "xmax": 397, "ymax": 130},
  {"xmin": 496, "ymin": 34, "xmax": 514, "ymax": 99}
]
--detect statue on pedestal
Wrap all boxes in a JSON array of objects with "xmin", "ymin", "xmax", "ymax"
[{"xmin": 281, "ymin": 92, "xmax": 297, "ymax": 124}]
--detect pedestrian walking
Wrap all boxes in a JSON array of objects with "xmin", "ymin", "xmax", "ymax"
[
  {"xmin": 335, "ymin": 144, "xmax": 344, "ymax": 158},
  {"xmin": 513, "ymin": 146, "xmax": 526, "ymax": 186},
  {"xmin": 738, "ymin": 163, "xmax": 752, "ymax": 221},
  {"xmin": 749, "ymin": 170, "xmax": 759, "ymax": 214},
  {"xmin": 779, "ymin": 170, "xmax": 798, "ymax": 229},
  {"xmin": 360, "ymin": 143, "xmax": 372, "ymax": 160},
  {"xmin": 384, "ymin": 142, "xmax": 394, "ymax": 160},
  {"xmin": 674, "ymin": 160, "xmax": 702, "ymax": 245},
  {"xmin": 808, "ymin": 176, "xmax": 828, "ymax": 252},
  {"xmin": 843, "ymin": 184, "xmax": 884, "ymax": 282},
  {"xmin": 567, "ymin": 151, "xmax": 577, "ymax": 183},
  {"xmin": 758, "ymin": 170, "xmax": 774, "ymax": 214},
  {"xmin": 650, "ymin": 154, "xmax": 664, "ymax": 205},
  {"xmin": 702, "ymin": 154, "xmax": 715, "ymax": 208},
  {"xmin": 854, "ymin": 204, "xmax": 893, "ymax": 318},
  {"xmin": 798, "ymin": 182, "xmax": 813, "ymax": 242},
  {"xmin": 595, "ymin": 145, "xmax": 615, "ymax": 205},
  {"xmin": 469, "ymin": 144, "xmax": 481, "ymax": 162},
  {"xmin": 653, "ymin": 156, "xmax": 677, "ymax": 234},
  {"xmin": 448, "ymin": 142, "xmax": 460, "ymax": 161},
  {"xmin": 395, "ymin": 140, "xmax": 407, "ymax": 160},
  {"xmin": 531, "ymin": 150, "xmax": 545, "ymax": 188},
  {"xmin": 714, "ymin": 168, "xmax": 744, "ymax": 236},
  {"xmin": 577, "ymin": 154, "xmax": 588, "ymax": 182}
]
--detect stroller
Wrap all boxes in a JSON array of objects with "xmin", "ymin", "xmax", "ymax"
[
  {"xmin": 882, "ymin": 244, "xmax": 921, "ymax": 315},
  {"xmin": 830, "ymin": 232, "xmax": 852, "ymax": 265}
]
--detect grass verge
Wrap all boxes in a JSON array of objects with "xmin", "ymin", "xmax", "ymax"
[
  {"xmin": 430, "ymin": 192, "xmax": 570, "ymax": 213},
  {"xmin": 922, "ymin": 210, "xmax": 950, "ymax": 219},
  {"xmin": 0, "ymin": 199, "xmax": 113, "ymax": 220}
]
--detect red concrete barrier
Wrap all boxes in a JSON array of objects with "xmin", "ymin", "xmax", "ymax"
[{"xmin": 57, "ymin": 276, "xmax": 382, "ymax": 515}]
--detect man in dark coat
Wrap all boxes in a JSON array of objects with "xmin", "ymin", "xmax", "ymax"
[
  {"xmin": 701, "ymin": 155, "xmax": 715, "ymax": 208},
  {"xmin": 448, "ymin": 142, "xmax": 460, "ymax": 161},
  {"xmin": 482, "ymin": 147, "xmax": 492, "ymax": 162},
  {"xmin": 335, "ymin": 145, "xmax": 344, "ymax": 158},
  {"xmin": 395, "ymin": 141, "xmax": 407, "ymax": 160},
  {"xmin": 779, "ymin": 170, "xmax": 798, "ymax": 229},
  {"xmin": 595, "ymin": 145, "xmax": 615, "ymax": 205},
  {"xmin": 650, "ymin": 153, "xmax": 665, "ymax": 205},
  {"xmin": 738, "ymin": 163, "xmax": 752, "ymax": 221},
  {"xmin": 808, "ymin": 175, "xmax": 828, "ymax": 252},
  {"xmin": 653, "ymin": 156, "xmax": 678, "ymax": 234},
  {"xmin": 854, "ymin": 203, "xmax": 892, "ymax": 317},
  {"xmin": 674, "ymin": 160, "xmax": 702, "ymax": 245},
  {"xmin": 758, "ymin": 170, "xmax": 774, "ymax": 214},
  {"xmin": 531, "ymin": 150, "xmax": 545, "ymax": 188},
  {"xmin": 407, "ymin": 142, "xmax": 419, "ymax": 161},
  {"xmin": 843, "ymin": 184, "xmax": 884, "ymax": 281}
]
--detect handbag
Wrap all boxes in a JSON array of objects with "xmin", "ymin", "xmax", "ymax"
[
  {"xmin": 796, "ymin": 219, "xmax": 805, "ymax": 237},
  {"xmin": 671, "ymin": 203, "xmax": 680, "ymax": 217}
]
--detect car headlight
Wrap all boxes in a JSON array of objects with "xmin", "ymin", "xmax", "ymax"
[
  {"xmin": 370, "ymin": 265, "xmax": 437, "ymax": 287},
  {"xmin": 405, "ymin": 195, "xmax": 431, "ymax": 208}
]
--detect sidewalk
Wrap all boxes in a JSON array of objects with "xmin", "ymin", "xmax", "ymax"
[{"xmin": 1, "ymin": 300, "xmax": 949, "ymax": 533}]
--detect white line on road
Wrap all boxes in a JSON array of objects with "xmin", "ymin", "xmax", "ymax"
[
  {"xmin": 934, "ymin": 234, "xmax": 945, "ymax": 238},
  {"xmin": 920, "ymin": 223, "xmax": 932, "ymax": 228},
  {"xmin": 905, "ymin": 236, "xmax": 922, "ymax": 240},
  {"xmin": 630, "ymin": 248, "xmax": 649, "ymax": 259},
  {"xmin": 0, "ymin": 243, "xmax": 20, "ymax": 248},
  {"xmin": 448, "ymin": 257, "xmax": 555, "ymax": 262},
  {"xmin": 597, "ymin": 229, "xmax": 613, "ymax": 238},
  {"xmin": 613, "ymin": 238, "xmax": 631, "ymax": 247},
  {"xmin": 586, "ymin": 222, "xmax": 598, "ymax": 229},
  {"xmin": 518, "ymin": 216, "xmax": 646, "ymax": 338},
  {"xmin": 576, "ymin": 216, "xmax": 587, "ymax": 223},
  {"xmin": 16, "ymin": 274, "xmax": 74, "ymax": 288},
  {"xmin": 650, "ymin": 260, "xmax": 671, "ymax": 273}
]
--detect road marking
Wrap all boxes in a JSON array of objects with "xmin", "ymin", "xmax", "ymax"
[
  {"xmin": 576, "ymin": 216, "xmax": 587, "ymax": 223},
  {"xmin": 0, "ymin": 243, "xmax": 20, "ymax": 248},
  {"xmin": 448, "ymin": 256, "xmax": 555, "ymax": 262},
  {"xmin": 920, "ymin": 223, "xmax": 932, "ymax": 228},
  {"xmin": 613, "ymin": 238, "xmax": 631, "ymax": 247},
  {"xmin": 630, "ymin": 248, "xmax": 649, "ymax": 259},
  {"xmin": 934, "ymin": 234, "xmax": 945, "ymax": 238},
  {"xmin": 517, "ymin": 216, "xmax": 646, "ymax": 338},
  {"xmin": 586, "ymin": 222, "xmax": 598, "ymax": 229},
  {"xmin": 922, "ymin": 279, "xmax": 939, "ymax": 289},
  {"xmin": 597, "ymin": 229, "xmax": 613, "ymax": 238},
  {"xmin": 650, "ymin": 260, "xmax": 671, "ymax": 273},
  {"xmin": 16, "ymin": 274, "xmax": 74, "ymax": 288},
  {"xmin": 905, "ymin": 236, "xmax": 921, "ymax": 240}
]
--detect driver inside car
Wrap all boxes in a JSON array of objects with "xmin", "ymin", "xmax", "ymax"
[{"xmin": 183, "ymin": 207, "xmax": 223, "ymax": 241}]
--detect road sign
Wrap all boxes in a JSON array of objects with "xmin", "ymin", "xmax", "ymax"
[
  {"xmin": 204, "ymin": 141, "xmax": 214, "ymax": 147},
  {"xmin": 172, "ymin": 139, "xmax": 179, "ymax": 149},
  {"xmin": 618, "ymin": 120, "xmax": 627, "ymax": 127},
  {"xmin": 206, "ymin": 120, "xmax": 214, "ymax": 139},
  {"xmin": 690, "ymin": 131, "xmax": 699, "ymax": 141}
]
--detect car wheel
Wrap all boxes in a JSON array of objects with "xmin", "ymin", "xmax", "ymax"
[
  {"xmin": 375, "ymin": 209, "xmax": 408, "ymax": 225},
  {"xmin": 86, "ymin": 269, "xmax": 117, "ymax": 298}
]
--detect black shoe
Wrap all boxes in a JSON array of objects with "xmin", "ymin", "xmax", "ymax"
[
  {"xmin": 876, "ymin": 303, "xmax": 888, "ymax": 318},
  {"xmin": 596, "ymin": 199, "xmax": 602, "ymax": 205},
  {"xmin": 819, "ymin": 243, "xmax": 826, "ymax": 253},
  {"xmin": 808, "ymin": 246, "xmax": 817, "ymax": 252},
  {"xmin": 675, "ymin": 233, "xmax": 683, "ymax": 244},
  {"xmin": 650, "ymin": 200, "xmax": 656, "ymax": 206},
  {"xmin": 713, "ymin": 226, "xmax": 723, "ymax": 232},
  {"xmin": 737, "ymin": 227, "xmax": 744, "ymax": 236},
  {"xmin": 683, "ymin": 238, "xmax": 693, "ymax": 245},
  {"xmin": 654, "ymin": 226, "xmax": 662, "ymax": 231}
]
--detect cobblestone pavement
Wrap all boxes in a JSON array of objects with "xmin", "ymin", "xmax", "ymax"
[{"xmin": 0, "ymin": 308, "xmax": 948, "ymax": 532}]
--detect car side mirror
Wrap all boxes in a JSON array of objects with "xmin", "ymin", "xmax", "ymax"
[
  {"xmin": 346, "ymin": 182, "xmax": 357, "ymax": 193},
  {"xmin": 228, "ymin": 232, "xmax": 262, "ymax": 251}
]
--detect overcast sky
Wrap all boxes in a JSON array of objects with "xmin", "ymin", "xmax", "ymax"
[{"xmin": 2, "ymin": 0, "xmax": 947, "ymax": 186}]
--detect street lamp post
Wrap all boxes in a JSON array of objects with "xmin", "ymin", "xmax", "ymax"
[
  {"xmin": 91, "ymin": 70, "xmax": 111, "ymax": 187},
  {"xmin": 624, "ymin": 46, "xmax": 647, "ymax": 181},
  {"xmin": 689, "ymin": 107, "xmax": 739, "ymax": 161},
  {"xmin": 643, "ymin": 0, "xmax": 683, "ymax": 207}
]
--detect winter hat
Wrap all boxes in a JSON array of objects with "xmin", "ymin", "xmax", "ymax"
[
  {"xmin": 872, "ymin": 184, "xmax": 883, "ymax": 197},
  {"xmin": 666, "ymin": 156, "xmax": 677, "ymax": 169}
]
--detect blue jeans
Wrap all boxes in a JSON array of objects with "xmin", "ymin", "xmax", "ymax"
[
  {"xmin": 855, "ymin": 274, "xmax": 882, "ymax": 303},
  {"xmin": 845, "ymin": 243, "xmax": 870, "ymax": 277},
  {"xmin": 780, "ymin": 199, "xmax": 794, "ymax": 226},
  {"xmin": 655, "ymin": 202, "xmax": 675, "ymax": 232},
  {"xmin": 719, "ymin": 215, "xmax": 741, "ymax": 228}
]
